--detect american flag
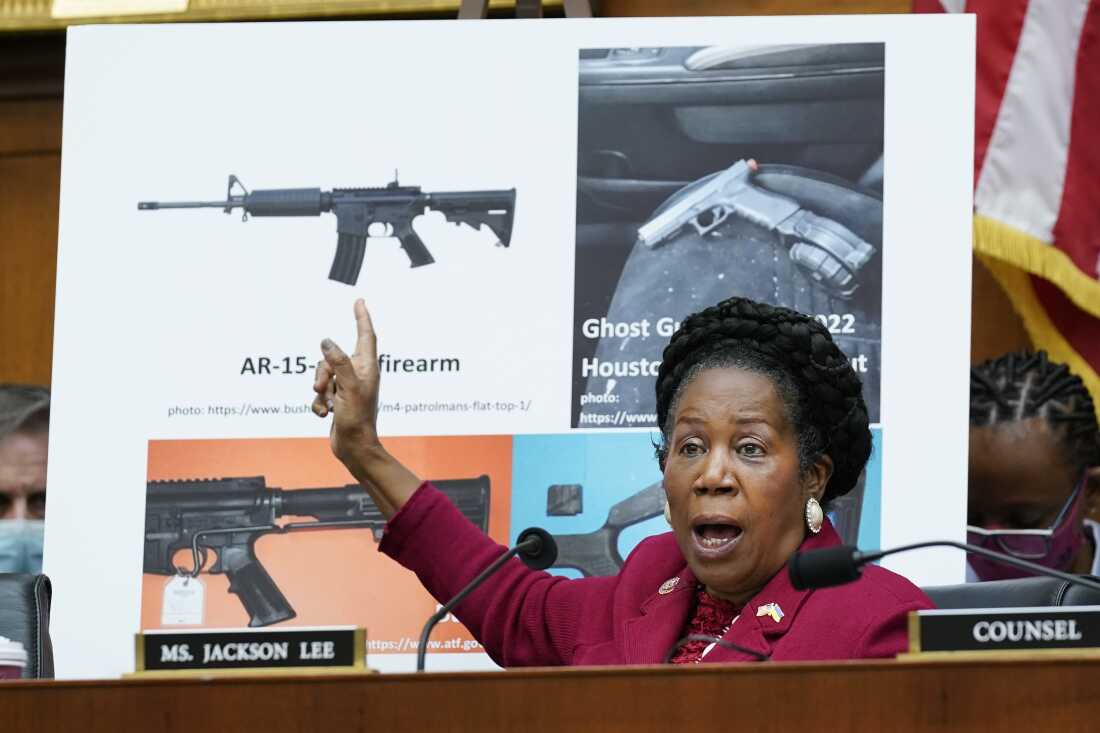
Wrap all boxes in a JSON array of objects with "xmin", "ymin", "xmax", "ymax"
[{"xmin": 915, "ymin": 0, "xmax": 1100, "ymax": 412}]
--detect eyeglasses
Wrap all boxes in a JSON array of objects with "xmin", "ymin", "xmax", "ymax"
[{"xmin": 966, "ymin": 474, "xmax": 1086, "ymax": 560}]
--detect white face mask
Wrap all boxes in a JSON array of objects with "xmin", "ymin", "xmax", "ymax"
[{"xmin": 0, "ymin": 519, "xmax": 44, "ymax": 574}]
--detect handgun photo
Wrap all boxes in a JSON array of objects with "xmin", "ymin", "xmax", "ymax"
[
  {"xmin": 549, "ymin": 481, "xmax": 664, "ymax": 577},
  {"xmin": 636, "ymin": 159, "xmax": 875, "ymax": 297}
]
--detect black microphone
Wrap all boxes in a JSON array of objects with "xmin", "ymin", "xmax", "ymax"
[
  {"xmin": 788, "ymin": 540, "xmax": 1100, "ymax": 593},
  {"xmin": 416, "ymin": 527, "xmax": 558, "ymax": 672}
]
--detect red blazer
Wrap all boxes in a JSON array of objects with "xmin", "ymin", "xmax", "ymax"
[{"xmin": 380, "ymin": 483, "xmax": 935, "ymax": 666}]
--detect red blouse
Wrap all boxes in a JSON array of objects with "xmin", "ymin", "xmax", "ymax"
[{"xmin": 668, "ymin": 586, "xmax": 742, "ymax": 664}]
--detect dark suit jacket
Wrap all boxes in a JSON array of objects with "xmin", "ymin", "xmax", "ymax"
[{"xmin": 380, "ymin": 483, "xmax": 934, "ymax": 666}]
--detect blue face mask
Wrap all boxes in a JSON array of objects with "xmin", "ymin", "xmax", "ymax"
[{"xmin": 0, "ymin": 520, "xmax": 44, "ymax": 574}]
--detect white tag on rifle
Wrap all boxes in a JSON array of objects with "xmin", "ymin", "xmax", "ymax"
[{"xmin": 162, "ymin": 575, "xmax": 204, "ymax": 625}]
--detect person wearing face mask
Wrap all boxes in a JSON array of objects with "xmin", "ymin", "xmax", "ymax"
[
  {"xmin": 0, "ymin": 385, "xmax": 49, "ymax": 575},
  {"xmin": 311, "ymin": 297, "xmax": 933, "ymax": 665},
  {"xmin": 967, "ymin": 352, "xmax": 1100, "ymax": 581}
]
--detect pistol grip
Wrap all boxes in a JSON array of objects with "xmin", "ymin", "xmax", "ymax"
[
  {"xmin": 549, "ymin": 529, "xmax": 623, "ymax": 577},
  {"xmin": 396, "ymin": 222, "xmax": 435, "ymax": 268},
  {"xmin": 780, "ymin": 210, "xmax": 875, "ymax": 297},
  {"xmin": 329, "ymin": 232, "xmax": 367, "ymax": 285},
  {"xmin": 223, "ymin": 547, "xmax": 296, "ymax": 627},
  {"xmin": 550, "ymin": 481, "xmax": 665, "ymax": 577}
]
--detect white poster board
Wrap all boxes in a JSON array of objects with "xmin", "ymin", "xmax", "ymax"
[{"xmin": 47, "ymin": 14, "xmax": 975, "ymax": 679}]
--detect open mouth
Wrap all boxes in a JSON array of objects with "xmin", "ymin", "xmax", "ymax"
[{"xmin": 691, "ymin": 517, "xmax": 743, "ymax": 558}]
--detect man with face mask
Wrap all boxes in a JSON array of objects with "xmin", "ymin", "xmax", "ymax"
[
  {"xmin": 968, "ymin": 352, "xmax": 1100, "ymax": 581},
  {"xmin": 0, "ymin": 385, "xmax": 49, "ymax": 575}
]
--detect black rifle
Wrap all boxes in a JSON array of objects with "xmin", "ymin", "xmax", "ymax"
[
  {"xmin": 144, "ymin": 475, "xmax": 490, "ymax": 627},
  {"xmin": 138, "ymin": 175, "xmax": 516, "ymax": 285},
  {"xmin": 550, "ymin": 481, "xmax": 664, "ymax": 577}
]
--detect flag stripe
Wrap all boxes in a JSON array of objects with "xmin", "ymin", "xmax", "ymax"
[
  {"xmin": 910, "ymin": 0, "xmax": 964, "ymax": 12},
  {"xmin": 918, "ymin": 0, "xmax": 1100, "ymax": 416},
  {"xmin": 911, "ymin": 0, "xmax": 1030, "ymax": 186},
  {"xmin": 974, "ymin": 0, "xmax": 1091, "ymax": 243},
  {"xmin": 968, "ymin": 0, "xmax": 1030, "ymax": 187},
  {"xmin": 973, "ymin": 215, "xmax": 1100, "ymax": 317},
  {"xmin": 979, "ymin": 254, "xmax": 1100, "ymax": 421},
  {"xmin": 1052, "ymin": 0, "xmax": 1100, "ymax": 279},
  {"xmin": 1033, "ymin": 275, "xmax": 1100, "ymax": 375}
]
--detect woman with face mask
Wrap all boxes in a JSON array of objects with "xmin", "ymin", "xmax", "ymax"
[
  {"xmin": 968, "ymin": 352, "xmax": 1100, "ymax": 581},
  {"xmin": 312, "ymin": 296, "xmax": 933, "ymax": 665}
]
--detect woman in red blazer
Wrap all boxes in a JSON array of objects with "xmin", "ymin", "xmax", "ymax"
[{"xmin": 312, "ymin": 296, "xmax": 934, "ymax": 665}]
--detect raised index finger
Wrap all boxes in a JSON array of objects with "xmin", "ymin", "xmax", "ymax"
[{"xmin": 352, "ymin": 298, "xmax": 378, "ymax": 361}]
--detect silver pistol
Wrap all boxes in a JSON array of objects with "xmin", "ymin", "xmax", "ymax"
[{"xmin": 635, "ymin": 159, "xmax": 876, "ymax": 297}]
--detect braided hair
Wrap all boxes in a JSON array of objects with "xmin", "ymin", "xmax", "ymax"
[
  {"xmin": 655, "ymin": 297, "xmax": 871, "ymax": 505},
  {"xmin": 970, "ymin": 351, "xmax": 1100, "ymax": 470}
]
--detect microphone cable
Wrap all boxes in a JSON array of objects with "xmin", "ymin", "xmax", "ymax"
[{"xmin": 662, "ymin": 634, "xmax": 769, "ymax": 663}]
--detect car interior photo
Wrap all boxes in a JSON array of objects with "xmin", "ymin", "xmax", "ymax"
[{"xmin": 572, "ymin": 43, "xmax": 888, "ymax": 545}]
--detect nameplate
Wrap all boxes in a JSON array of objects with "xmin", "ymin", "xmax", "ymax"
[
  {"xmin": 136, "ymin": 626, "xmax": 365, "ymax": 673},
  {"xmin": 909, "ymin": 607, "xmax": 1100, "ymax": 654}
]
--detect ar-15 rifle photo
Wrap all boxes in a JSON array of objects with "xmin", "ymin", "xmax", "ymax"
[
  {"xmin": 144, "ymin": 475, "xmax": 490, "ymax": 627},
  {"xmin": 138, "ymin": 174, "xmax": 516, "ymax": 285},
  {"xmin": 636, "ymin": 159, "xmax": 875, "ymax": 298},
  {"xmin": 549, "ymin": 481, "xmax": 663, "ymax": 577}
]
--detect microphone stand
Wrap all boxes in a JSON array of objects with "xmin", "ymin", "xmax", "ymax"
[
  {"xmin": 790, "ymin": 540, "xmax": 1100, "ymax": 593},
  {"xmin": 857, "ymin": 540, "xmax": 1100, "ymax": 593},
  {"xmin": 416, "ymin": 528, "xmax": 554, "ymax": 672}
]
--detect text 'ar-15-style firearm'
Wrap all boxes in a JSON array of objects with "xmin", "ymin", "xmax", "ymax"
[
  {"xmin": 636, "ymin": 159, "xmax": 875, "ymax": 297},
  {"xmin": 138, "ymin": 175, "xmax": 516, "ymax": 285},
  {"xmin": 144, "ymin": 475, "xmax": 490, "ymax": 627}
]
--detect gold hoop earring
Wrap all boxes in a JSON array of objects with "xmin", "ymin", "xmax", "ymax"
[{"xmin": 805, "ymin": 497, "xmax": 823, "ymax": 534}]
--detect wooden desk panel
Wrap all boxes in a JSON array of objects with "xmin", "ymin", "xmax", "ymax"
[
  {"xmin": 0, "ymin": 98, "xmax": 62, "ymax": 386},
  {"xmin": 2, "ymin": 658, "xmax": 1095, "ymax": 732}
]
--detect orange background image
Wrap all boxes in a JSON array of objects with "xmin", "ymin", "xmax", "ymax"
[{"xmin": 142, "ymin": 436, "xmax": 512, "ymax": 653}]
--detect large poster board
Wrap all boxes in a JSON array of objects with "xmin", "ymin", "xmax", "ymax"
[{"xmin": 47, "ymin": 15, "xmax": 975, "ymax": 679}]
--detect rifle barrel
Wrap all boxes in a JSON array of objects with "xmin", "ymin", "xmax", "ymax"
[{"xmin": 138, "ymin": 200, "xmax": 237, "ymax": 210}]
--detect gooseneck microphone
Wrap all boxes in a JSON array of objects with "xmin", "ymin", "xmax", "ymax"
[
  {"xmin": 788, "ymin": 540, "xmax": 1100, "ymax": 593},
  {"xmin": 416, "ymin": 527, "xmax": 557, "ymax": 672}
]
